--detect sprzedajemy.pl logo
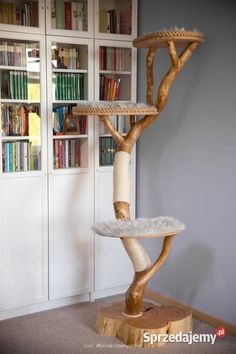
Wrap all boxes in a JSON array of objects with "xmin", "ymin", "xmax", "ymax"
[{"xmin": 143, "ymin": 327, "xmax": 227, "ymax": 345}]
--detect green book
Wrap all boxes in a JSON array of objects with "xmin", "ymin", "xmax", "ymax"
[
  {"xmin": 71, "ymin": 73, "xmax": 76, "ymax": 100},
  {"xmin": 57, "ymin": 73, "xmax": 62, "ymax": 100},
  {"xmin": 76, "ymin": 74, "xmax": 80, "ymax": 100},
  {"xmin": 15, "ymin": 71, "xmax": 19, "ymax": 99},
  {"xmin": 55, "ymin": 74, "xmax": 59, "ymax": 100},
  {"xmin": 9, "ymin": 71, "xmax": 14, "ymax": 99},
  {"xmin": 20, "ymin": 71, "xmax": 24, "ymax": 99},
  {"xmin": 56, "ymin": 0, "xmax": 65, "ymax": 29},
  {"xmin": 24, "ymin": 71, "xmax": 28, "ymax": 100},
  {"xmin": 79, "ymin": 74, "xmax": 84, "ymax": 100},
  {"xmin": 64, "ymin": 73, "xmax": 68, "ymax": 100}
]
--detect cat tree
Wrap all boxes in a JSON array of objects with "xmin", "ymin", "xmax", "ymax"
[{"xmin": 73, "ymin": 29, "xmax": 204, "ymax": 348}]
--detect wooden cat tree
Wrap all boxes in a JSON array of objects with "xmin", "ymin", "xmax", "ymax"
[{"xmin": 73, "ymin": 29, "xmax": 204, "ymax": 348}]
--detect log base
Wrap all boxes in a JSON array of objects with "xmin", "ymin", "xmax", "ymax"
[{"xmin": 95, "ymin": 301, "xmax": 192, "ymax": 348}]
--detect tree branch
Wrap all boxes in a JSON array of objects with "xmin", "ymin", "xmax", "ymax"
[
  {"xmin": 167, "ymin": 41, "xmax": 179, "ymax": 69},
  {"xmin": 139, "ymin": 235, "xmax": 175, "ymax": 285},
  {"xmin": 99, "ymin": 115, "xmax": 124, "ymax": 146},
  {"xmin": 179, "ymin": 42, "xmax": 198, "ymax": 69},
  {"xmin": 129, "ymin": 115, "xmax": 135, "ymax": 127},
  {"xmin": 146, "ymin": 46, "xmax": 157, "ymax": 105},
  {"xmin": 119, "ymin": 114, "xmax": 159, "ymax": 154},
  {"xmin": 118, "ymin": 42, "xmax": 199, "ymax": 154}
]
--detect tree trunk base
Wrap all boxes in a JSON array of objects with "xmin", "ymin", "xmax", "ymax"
[{"xmin": 95, "ymin": 301, "xmax": 192, "ymax": 348}]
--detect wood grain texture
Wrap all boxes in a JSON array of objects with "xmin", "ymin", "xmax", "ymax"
[{"xmin": 95, "ymin": 301, "xmax": 192, "ymax": 347}]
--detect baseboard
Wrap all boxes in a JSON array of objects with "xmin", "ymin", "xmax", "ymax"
[
  {"xmin": 93, "ymin": 284, "xmax": 128, "ymax": 300},
  {"xmin": 144, "ymin": 288, "xmax": 236, "ymax": 337},
  {"xmin": 0, "ymin": 293, "xmax": 90, "ymax": 321}
]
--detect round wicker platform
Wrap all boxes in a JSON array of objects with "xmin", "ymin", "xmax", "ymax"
[
  {"xmin": 133, "ymin": 29, "xmax": 204, "ymax": 48},
  {"xmin": 72, "ymin": 101, "xmax": 158, "ymax": 116}
]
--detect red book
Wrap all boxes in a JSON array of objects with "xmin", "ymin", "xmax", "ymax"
[
  {"xmin": 104, "ymin": 77, "xmax": 109, "ymax": 100},
  {"xmin": 54, "ymin": 140, "xmax": 59, "ymax": 169},
  {"xmin": 58, "ymin": 140, "xmax": 63, "ymax": 168},
  {"xmin": 21, "ymin": 106, "xmax": 28, "ymax": 136},
  {"xmin": 64, "ymin": 2, "xmax": 72, "ymax": 30}
]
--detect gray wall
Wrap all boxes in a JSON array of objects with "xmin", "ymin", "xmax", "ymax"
[{"xmin": 137, "ymin": 0, "xmax": 236, "ymax": 324}]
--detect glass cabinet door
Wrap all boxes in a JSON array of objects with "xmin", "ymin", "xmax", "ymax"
[
  {"xmin": 47, "ymin": 0, "xmax": 93, "ymax": 38},
  {"xmin": 47, "ymin": 37, "xmax": 93, "ymax": 171},
  {"xmin": 0, "ymin": 1, "xmax": 45, "ymax": 33},
  {"xmin": 0, "ymin": 36, "xmax": 43, "ymax": 173},
  {"xmin": 95, "ymin": 0, "xmax": 137, "ymax": 40}
]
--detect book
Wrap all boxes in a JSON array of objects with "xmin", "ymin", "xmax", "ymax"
[
  {"xmin": 56, "ymin": 0, "xmax": 65, "ymax": 29},
  {"xmin": 64, "ymin": 2, "xmax": 72, "ymax": 30},
  {"xmin": 71, "ymin": 2, "xmax": 78, "ymax": 30},
  {"xmin": 77, "ymin": 2, "xmax": 84, "ymax": 31},
  {"xmin": 51, "ymin": 0, "xmax": 56, "ymax": 28}
]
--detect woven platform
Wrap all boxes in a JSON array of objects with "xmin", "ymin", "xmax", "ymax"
[
  {"xmin": 133, "ymin": 29, "xmax": 204, "ymax": 48},
  {"xmin": 72, "ymin": 101, "xmax": 158, "ymax": 116}
]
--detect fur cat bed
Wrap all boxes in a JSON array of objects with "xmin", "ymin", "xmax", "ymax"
[{"xmin": 92, "ymin": 216, "xmax": 185, "ymax": 238}]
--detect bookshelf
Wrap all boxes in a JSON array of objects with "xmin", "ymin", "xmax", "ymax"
[
  {"xmin": 94, "ymin": 38, "xmax": 136, "ymax": 291},
  {"xmin": 94, "ymin": 39, "xmax": 136, "ymax": 167},
  {"xmin": 94, "ymin": 0, "xmax": 137, "ymax": 41},
  {"xmin": 0, "ymin": 0, "xmax": 137, "ymax": 317},
  {"xmin": 0, "ymin": 0, "xmax": 45, "ymax": 34},
  {"xmin": 0, "ymin": 33, "xmax": 46, "ymax": 174},
  {"xmin": 46, "ymin": 0, "xmax": 93, "ymax": 38},
  {"xmin": 47, "ymin": 36, "xmax": 93, "ymax": 171}
]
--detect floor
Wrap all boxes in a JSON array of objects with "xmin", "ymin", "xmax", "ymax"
[{"xmin": 0, "ymin": 295, "xmax": 235, "ymax": 354}]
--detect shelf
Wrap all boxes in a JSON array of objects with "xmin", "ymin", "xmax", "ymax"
[
  {"xmin": 0, "ymin": 65, "xmax": 27, "ymax": 71},
  {"xmin": 53, "ymin": 135, "xmax": 88, "ymax": 139},
  {"xmin": 52, "ymin": 69, "xmax": 88, "ymax": 73},
  {"xmin": 0, "ymin": 99, "xmax": 40, "ymax": 104},
  {"xmin": 53, "ymin": 100, "xmax": 86, "ymax": 104},
  {"xmin": 99, "ymin": 70, "xmax": 131, "ymax": 75},
  {"xmin": 1, "ymin": 136, "xmax": 40, "ymax": 141},
  {"xmin": 99, "ymin": 133, "xmax": 127, "ymax": 137}
]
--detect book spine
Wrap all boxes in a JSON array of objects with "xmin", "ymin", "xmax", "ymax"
[
  {"xmin": 56, "ymin": 0, "xmax": 65, "ymax": 29},
  {"xmin": 64, "ymin": 2, "xmax": 72, "ymax": 30},
  {"xmin": 77, "ymin": 2, "xmax": 84, "ymax": 31},
  {"xmin": 51, "ymin": 0, "xmax": 56, "ymax": 28}
]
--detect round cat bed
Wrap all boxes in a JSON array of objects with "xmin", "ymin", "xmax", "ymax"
[{"xmin": 92, "ymin": 216, "xmax": 185, "ymax": 238}]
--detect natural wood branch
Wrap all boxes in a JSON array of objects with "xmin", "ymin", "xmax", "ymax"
[
  {"xmin": 118, "ymin": 114, "xmax": 159, "ymax": 154},
  {"xmin": 129, "ymin": 115, "xmax": 135, "ymax": 127},
  {"xmin": 167, "ymin": 41, "xmax": 179, "ymax": 68},
  {"xmin": 146, "ymin": 47, "xmax": 157, "ymax": 105},
  {"xmin": 155, "ymin": 42, "xmax": 198, "ymax": 112},
  {"xmin": 99, "ymin": 115, "xmax": 124, "ymax": 146},
  {"xmin": 118, "ymin": 43, "xmax": 198, "ymax": 146},
  {"xmin": 179, "ymin": 42, "xmax": 198, "ymax": 69},
  {"xmin": 124, "ymin": 235, "xmax": 175, "ymax": 316}
]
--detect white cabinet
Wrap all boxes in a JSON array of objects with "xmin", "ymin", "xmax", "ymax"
[
  {"xmin": 49, "ymin": 172, "xmax": 94, "ymax": 299},
  {"xmin": 0, "ymin": 176, "xmax": 48, "ymax": 311},
  {"xmin": 0, "ymin": 31, "xmax": 48, "ymax": 312},
  {"xmin": 0, "ymin": 0, "xmax": 138, "ymax": 318}
]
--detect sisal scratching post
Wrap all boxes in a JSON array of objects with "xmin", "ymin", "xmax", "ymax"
[{"xmin": 73, "ymin": 28, "xmax": 205, "ymax": 348}]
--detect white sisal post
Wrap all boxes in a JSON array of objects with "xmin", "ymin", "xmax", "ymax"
[
  {"xmin": 113, "ymin": 151, "xmax": 152, "ymax": 272},
  {"xmin": 113, "ymin": 151, "xmax": 130, "ymax": 204}
]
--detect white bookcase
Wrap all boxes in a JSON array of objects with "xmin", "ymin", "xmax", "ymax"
[
  {"xmin": 94, "ymin": 38, "xmax": 136, "ymax": 293},
  {"xmin": 0, "ymin": 0, "xmax": 137, "ymax": 319},
  {"xmin": 0, "ymin": 31, "xmax": 48, "ymax": 312}
]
